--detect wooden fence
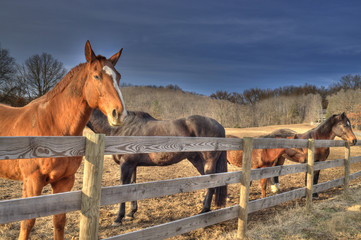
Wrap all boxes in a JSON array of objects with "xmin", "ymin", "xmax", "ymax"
[{"xmin": 0, "ymin": 134, "xmax": 361, "ymax": 239}]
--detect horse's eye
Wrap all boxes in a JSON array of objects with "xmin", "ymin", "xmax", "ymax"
[{"xmin": 94, "ymin": 75, "xmax": 100, "ymax": 80}]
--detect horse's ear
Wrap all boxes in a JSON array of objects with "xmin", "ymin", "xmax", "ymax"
[
  {"xmin": 109, "ymin": 48, "xmax": 123, "ymax": 66},
  {"xmin": 85, "ymin": 40, "xmax": 96, "ymax": 63},
  {"xmin": 341, "ymin": 112, "xmax": 346, "ymax": 118}
]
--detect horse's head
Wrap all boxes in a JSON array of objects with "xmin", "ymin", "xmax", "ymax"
[
  {"xmin": 332, "ymin": 112, "xmax": 357, "ymax": 146},
  {"xmin": 83, "ymin": 40, "xmax": 127, "ymax": 126}
]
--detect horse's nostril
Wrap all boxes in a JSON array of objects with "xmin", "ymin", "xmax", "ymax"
[
  {"xmin": 112, "ymin": 109, "xmax": 117, "ymax": 119},
  {"xmin": 353, "ymin": 139, "xmax": 357, "ymax": 145}
]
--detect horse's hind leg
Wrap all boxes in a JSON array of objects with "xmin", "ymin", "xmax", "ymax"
[{"xmin": 51, "ymin": 175, "xmax": 76, "ymax": 240}]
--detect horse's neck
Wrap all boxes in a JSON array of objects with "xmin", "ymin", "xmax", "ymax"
[
  {"xmin": 38, "ymin": 69, "xmax": 92, "ymax": 136},
  {"xmin": 305, "ymin": 123, "xmax": 336, "ymax": 140}
]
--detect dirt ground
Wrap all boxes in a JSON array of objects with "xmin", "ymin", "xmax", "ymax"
[{"xmin": 0, "ymin": 123, "xmax": 361, "ymax": 239}]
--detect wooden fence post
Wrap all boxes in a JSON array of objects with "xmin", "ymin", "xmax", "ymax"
[
  {"xmin": 306, "ymin": 139, "xmax": 315, "ymax": 212},
  {"xmin": 344, "ymin": 142, "xmax": 351, "ymax": 196},
  {"xmin": 237, "ymin": 137, "xmax": 253, "ymax": 240},
  {"xmin": 79, "ymin": 133, "xmax": 105, "ymax": 240}
]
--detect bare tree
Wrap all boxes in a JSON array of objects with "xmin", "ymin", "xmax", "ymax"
[
  {"xmin": 0, "ymin": 45, "xmax": 17, "ymax": 99},
  {"xmin": 18, "ymin": 53, "xmax": 66, "ymax": 98}
]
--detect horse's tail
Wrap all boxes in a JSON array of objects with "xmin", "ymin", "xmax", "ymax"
[
  {"xmin": 112, "ymin": 155, "xmax": 121, "ymax": 165},
  {"xmin": 214, "ymin": 151, "xmax": 228, "ymax": 207}
]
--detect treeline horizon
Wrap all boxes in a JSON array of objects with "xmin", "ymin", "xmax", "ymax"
[{"xmin": 121, "ymin": 73, "xmax": 361, "ymax": 110}]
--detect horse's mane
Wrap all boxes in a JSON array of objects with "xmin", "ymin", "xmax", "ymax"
[
  {"xmin": 311, "ymin": 114, "xmax": 339, "ymax": 135},
  {"xmin": 112, "ymin": 111, "xmax": 156, "ymax": 135},
  {"xmin": 87, "ymin": 108, "xmax": 157, "ymax": 136},
  {"xmin": 125, "ymin": 111, "xmax": 156, "ymax": 122},
  {"xmin": 30, "ymin": 63, "xmax": 86, "ymax": 103},
  {"xmin": 31, "ymin": 56, "xmax": 109, "ymax": 103}
]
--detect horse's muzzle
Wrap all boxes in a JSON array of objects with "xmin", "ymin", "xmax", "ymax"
[{"xmin": 109, "ymin": 109, "xmax": 127, "ymax": 126}]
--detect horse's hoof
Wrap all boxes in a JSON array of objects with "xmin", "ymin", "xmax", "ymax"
[
  {"xmin": 112, "ymin": 221, "xmax": 122, "ymax": 227},
  {"xmin": 199, "ymin": 209, "xmax": 210, "ymax": 214},
  {"xmin": 271, "ymin": 183, "xmax": 280, "ymax": 193},
  {"xmin": 124, "ymin": 216, "xmax": 134, "ymax": 221}
]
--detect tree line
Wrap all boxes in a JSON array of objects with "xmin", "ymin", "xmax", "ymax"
[{"xmin": 210, "ymin": 75, "xmax": 361, "ymax": 109}]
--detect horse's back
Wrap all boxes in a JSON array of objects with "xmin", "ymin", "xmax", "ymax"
[
  {"xmin": 185, "ymin": 115, "xmax": 225, "ymax": 138},
  {"xmin": 262, "ymin": 129, "xmax": 297, "ymax": 138}
]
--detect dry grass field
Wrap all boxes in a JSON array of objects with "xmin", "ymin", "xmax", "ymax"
[{"xmin": 0, "ymin": 123, "xmax": 361, "ymax": 239}]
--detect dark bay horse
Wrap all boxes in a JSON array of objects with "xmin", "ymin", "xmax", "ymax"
[
  {"xmin": 271, "ymin": 112, "xmax": 357, "ymax": 197},
  {"xmin": 226, "ymin": 129, "xmax": 300, "ymax": 198},
  {"xmin": 87, "ymin": 108, "xmax": 228, "ymax": 226},
  {"xmin": 0, "ymin": 41, "xmax": 126, "ymax": 240}
]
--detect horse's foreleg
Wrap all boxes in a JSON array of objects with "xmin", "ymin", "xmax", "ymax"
[
  {"xmin": 125, "ymin": 167, "xmax": 138, "ymax": 220},
  {"xmin": 304, "ymin": 169, "xmax": 320, "ymax": 198},
  {"xmin": 19, "ymin": 174, "xmax": 46, "ymax": 240},
  {"xmin": 260, "ymin": 178, "xmax": 268, "ymax": 198},
  {"xmin": 313, "ymin": 170, "xmax": 320, "ymax": 198},
  {"xmin": 51, "ymin": 175, "xmax": 75, "ymax": 240}
]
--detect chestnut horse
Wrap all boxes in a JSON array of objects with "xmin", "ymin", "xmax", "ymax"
[
  {"xmin": 226, "ymin": 129, "xmax": 301, "ymax": 198},
  {"xmin": 87, "ymin": 108, "xmax": 228, "ymax": 226},
  {"xmin": 0, "ymin": 41, "xmax": 127, "ymax": 240},
  {"xmin": 271, "ymin": 112, "xmax": 357, "ymax": 197}
]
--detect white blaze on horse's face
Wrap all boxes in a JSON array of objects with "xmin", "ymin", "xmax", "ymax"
[
  {"xmin": 102, "ymin": 65, "xmax": 127, "ymax": 118},
  {"xmin": 346, "ymin": 120, "xmax": 351, "ymax": 127}
]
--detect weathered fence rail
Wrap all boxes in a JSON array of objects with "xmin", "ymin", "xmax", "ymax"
[{"xmin": 0, "ymin": 135, "xmax": 360, "ymax": 240}]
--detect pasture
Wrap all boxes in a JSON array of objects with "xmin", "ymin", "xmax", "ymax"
[{"xmin": 0, "ymin": 123, "xmax": 361, "ymax": 239}]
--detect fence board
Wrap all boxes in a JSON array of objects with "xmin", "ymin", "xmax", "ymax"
[
  {"xmin": 104, "ymin": 136, "xmax": 324, "ymax": 155},
  {"xmin": 314, "ymin": 159, "xmax": 344, "ymax": 171},
  {"xmin": 104, "ymin": 136, "xmax": 243, "ymax": 155},
  {"xmin": 248, "ymin": 188, "xmax": 306, "ymax": 213},
  {"xmin": 0, "ymin": 136, "xmax": 85, "ymax": 160},
  {"xmin": 0, "ymin": 191, "xmax": 81, "ymax": 224},
  {"xmin": 313, "ymin": 177, "xmax": 344, "ymax": 193},
  {"xmin": 250, "ymin": 164, "xmax": 306, "ymax": 181},
  {"xmin": 252, "ymin": 138, "xmax": 308, "ymax": 149},
  {"xmin": 101, "ymin": 171, "xmax": 241, "ymax": 206},
  {"xmin": 350, "ymin": 155, "xmax": 361, "ymax": 164},
  {"xmin": 350, "ymin": 170, "xmax": 361, "ymax": 181},
  {"xmin": 314, "ymin": 140, "xmax": 345, "ymax": 148},
  {"xmin": 105, "ymin": 206, "xmax": 239, "ymax": 240}
]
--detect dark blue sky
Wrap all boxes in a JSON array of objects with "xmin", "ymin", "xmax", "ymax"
[{"xmin": 1, "ymin": 1, "xmax": 361, "ymax": 95}]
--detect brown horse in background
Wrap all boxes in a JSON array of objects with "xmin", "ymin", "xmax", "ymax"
[
  {"xmin": 0, "ymin": 41, "xmax": 126, "ymax": 240},
  {"xmin": 226, "ymin": 129, "xmax": 300, "ymax": 198},
  {"xmin": 271, "ymin": 112, "xmax": 357, "ymax": 197},
  {"xmin": 87, "ymin": 108, "xmax": 228, "ymax": 226}
]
